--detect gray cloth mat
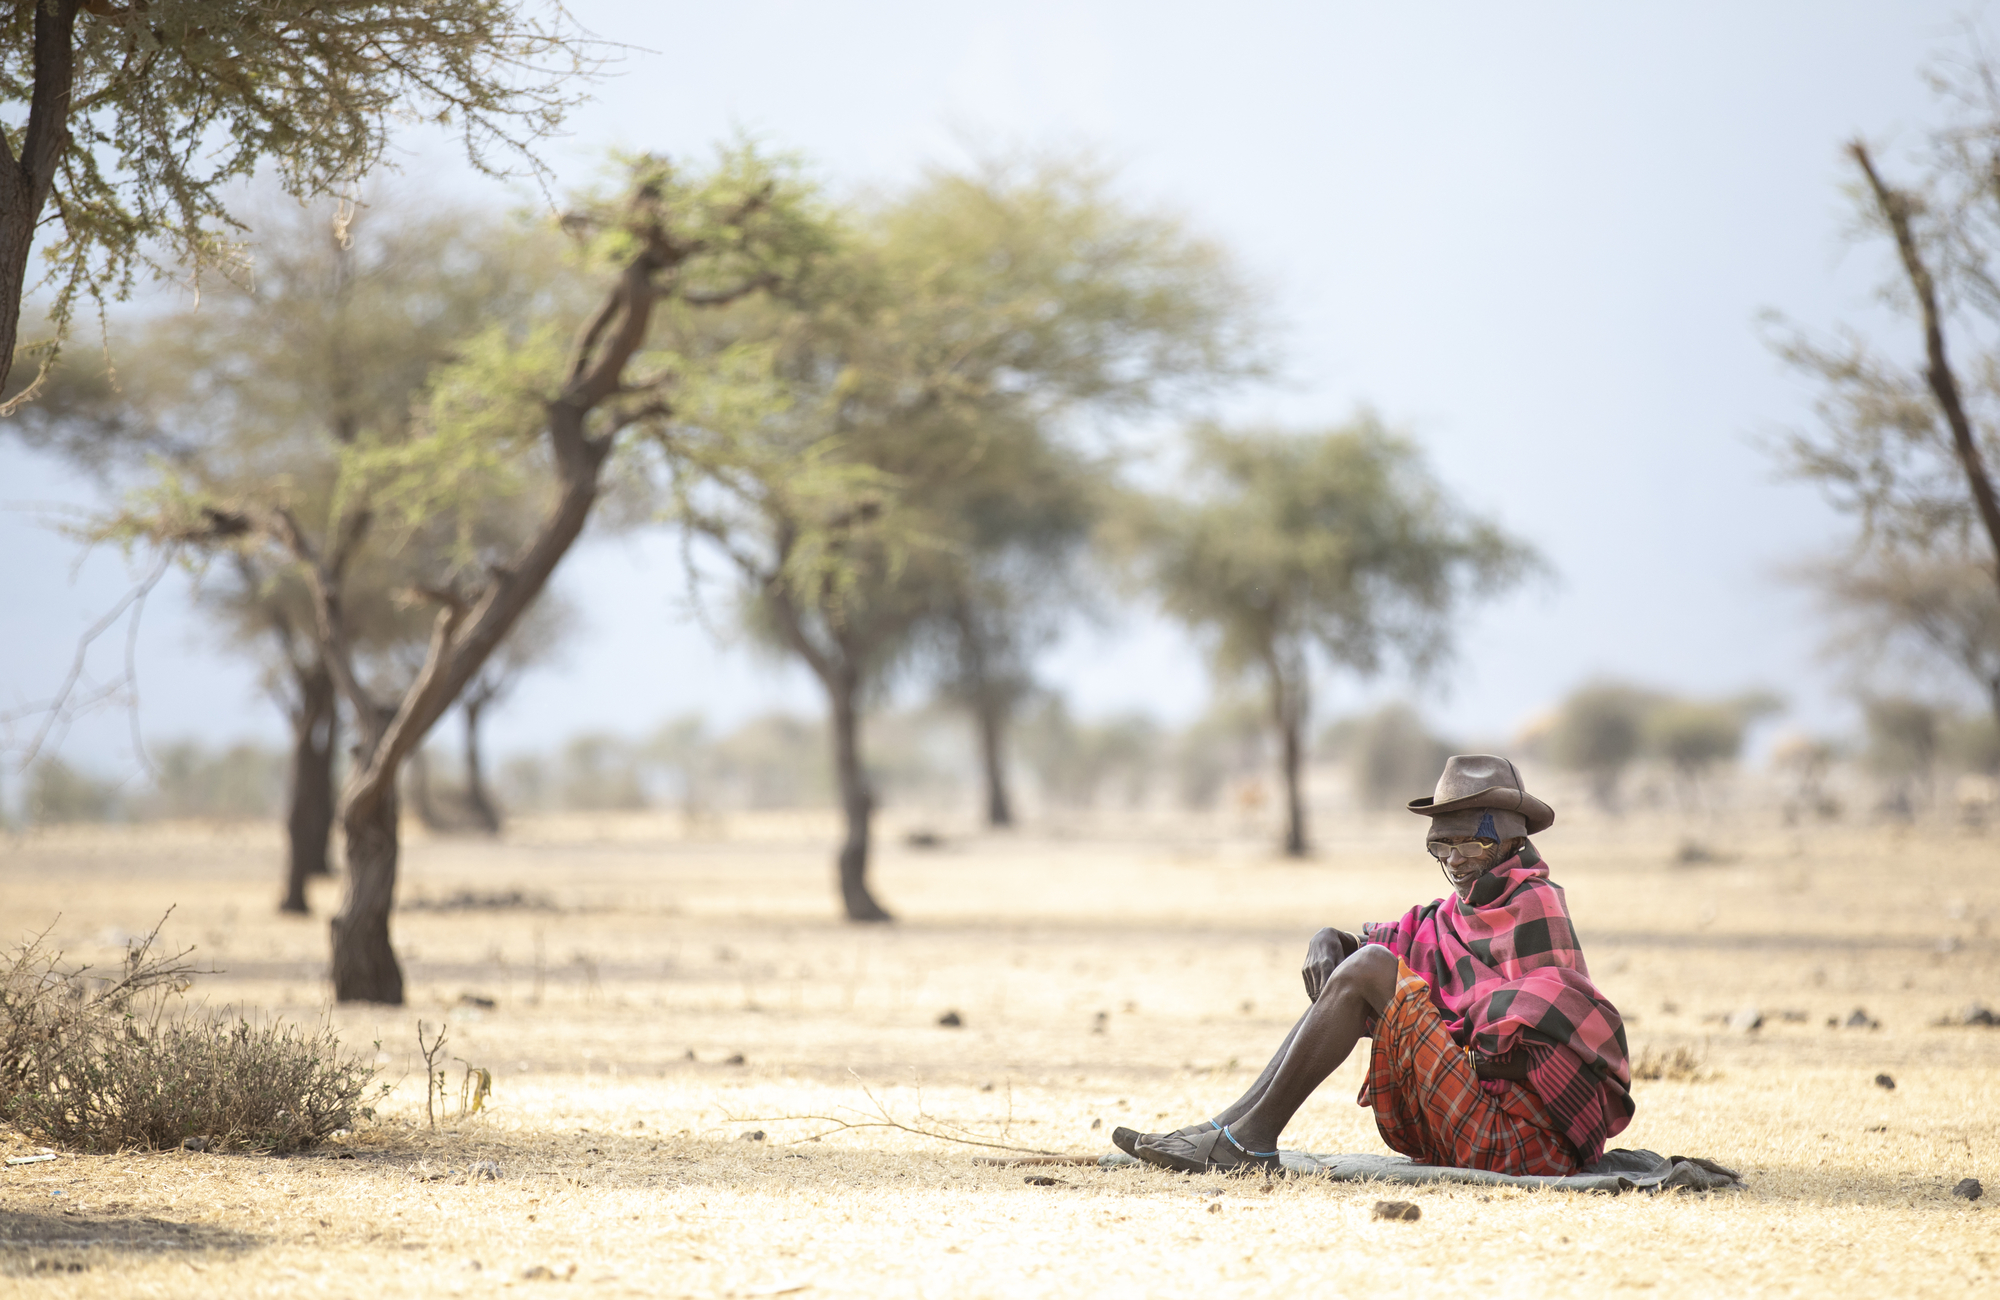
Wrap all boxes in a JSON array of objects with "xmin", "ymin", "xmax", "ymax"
[{"xmin": 1098, "ymin": 1147, "xmax": 1742, "ymax": 1193}]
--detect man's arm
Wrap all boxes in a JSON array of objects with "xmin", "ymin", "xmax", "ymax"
[{"xmin": 1301, "ymin": 927, "xmax": 1366, "ymax": 1001}]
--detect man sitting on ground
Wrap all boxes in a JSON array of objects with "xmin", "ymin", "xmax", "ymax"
[{"xmin": 1118, "ymin": 754, "xmax": 1633, "ymax": 1175}]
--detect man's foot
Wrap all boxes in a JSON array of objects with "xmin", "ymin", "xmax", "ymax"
[
  {"xmin": 1133, "ymin": 1125, "xmax": 1282, "ymax": 1175},
  {"xmin": 1111, "ymin": 1120, "xmax": 1217, "ymax": 1158}
]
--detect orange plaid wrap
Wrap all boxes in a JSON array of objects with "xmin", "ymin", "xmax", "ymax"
[{"xmin": 1358, "ymin": 960, "xmax": 1579, "ymax": 1176}]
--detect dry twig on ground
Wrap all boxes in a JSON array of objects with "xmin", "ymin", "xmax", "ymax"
[{"xmin": 728, "ymin": 1077, "xmax": 1066, "ymax": 1157}]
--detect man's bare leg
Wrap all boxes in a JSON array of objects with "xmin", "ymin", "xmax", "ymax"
[
  {"xmin": 1202, "ymin": 944, "xmax": 1400, "ymax": 1154},
  {"xmin": 1205, "ymin": 1016, "xmax": 1309, "ymax": 1128}
]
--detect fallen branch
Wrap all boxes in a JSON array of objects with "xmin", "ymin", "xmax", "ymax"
[{"xmin": 724, "ymin": 1076, "xmax": 1067, "ymax": 1157}]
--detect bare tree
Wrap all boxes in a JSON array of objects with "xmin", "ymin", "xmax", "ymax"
[
  {"xmin": 1794, "ymin": 549, "xmax": 2000, "ymax": 721},
  {"xmin": 1775, "ymin": 51, "xmax": 2000, "ymax": 717}
]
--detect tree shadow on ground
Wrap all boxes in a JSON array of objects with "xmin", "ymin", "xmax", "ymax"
[{"xmin": 0, "ymin": 1208, "xmax": 258, "ymax": 1275}]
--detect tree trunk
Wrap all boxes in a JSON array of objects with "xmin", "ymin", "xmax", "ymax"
[
  {"xmin": 1279, "ymin": 707, "xmax": 1307, "ymax": 857},
  {"xmin": 329, "ymin": 780, "xmax": 405, "ymax": 1004},
  {"xmin": 280, "ymin": 661, "xmax": 338, "ymax": 914},
  {"xmin": 829, "ymin": 674, "xmax": 892, "ymax": 922},
  {"xmin": 462, "ymin": 694, "xmax": 502, "ymax": 835},
  {"xmin": 0, "ymin": 0, "xmax": 78, "ymax": 402},
  {"xmin": 974, "ymin": 691, "xmax": 1014, "ymax": 828},
  {"xmin": 406, "ymin": 747, "xmax": 447, "ymax": 831},
  {"xmin": 0, "ymin": 182, "xmax": 38, "ymax": 402},
  {"xmin": 307, "ymin": 185, "xmax": 771, "ymax": 1002},
  {"xmin": 1267, "ymin": 653, "xmax": 1309, "ymax": 857}
]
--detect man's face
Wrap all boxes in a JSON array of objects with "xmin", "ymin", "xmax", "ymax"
[{"xmin": 1427, "ymin": 834, "xmax": 1519, "ymax": 896}]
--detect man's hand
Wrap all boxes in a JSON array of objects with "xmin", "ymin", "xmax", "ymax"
[{"xmin": 1301, "ymin": 927, "xmax": 1358, "ymax": 1001}]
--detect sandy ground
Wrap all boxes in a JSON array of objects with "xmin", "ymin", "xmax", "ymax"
[{"xmin": 0, "ymin": 810, "xmax": 1995, "ymax": 1297}]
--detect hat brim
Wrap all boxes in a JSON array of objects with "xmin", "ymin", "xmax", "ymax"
[{"xmin": 1408, "ymin": 786, "xmax": 1555, "ymax": 835}]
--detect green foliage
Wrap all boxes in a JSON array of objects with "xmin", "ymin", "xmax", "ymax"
[
  {"xmin": 0, "ymin": 0, "xmax": 601, "ymax": 400},
  {"xmin": 1135, "ymin": 417, "xmax": 1537, "ymax": 692},
  {"xmin": 339, "ymin": 318, "xmax": 567, "ymax": 561},
  {"xmin": 663, "ymin": 151, "xmax": 1265, "ymax": 701},
  {"xmin": 1126, "ymin": 417, "xmax": 1533, "ymax": 852}
]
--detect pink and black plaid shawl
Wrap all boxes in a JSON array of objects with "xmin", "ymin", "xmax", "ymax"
[{"xmin": 1361, "ymin": 845, "xmax": 1634, "ymax": 1164}]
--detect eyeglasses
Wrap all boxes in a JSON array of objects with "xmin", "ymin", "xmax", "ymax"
[{"xmin": 1428, "ymin": 838, "xmax": 1498, "ymax": 862}]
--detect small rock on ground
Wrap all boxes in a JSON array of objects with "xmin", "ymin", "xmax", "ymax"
[
  {"xmin": 1372, "ymin": 1200, "xmax": 1421, "ymax": 1222},
  {"xmin": 1954, "ymin": 1178, "xmax": 1983, "ymax": 1201},
  {"xmin": 937, "ymin": 1010, "xmax": 963, "ymax": 1027},
  {"xmin": 1874, "ymin": 1073, "xmax": 1896, "ymax": 1090},
  {"xmin": 469, "ymin": 1160, "xmax": 502, "ymax": 1179},
  {"xmin": 1727, "ymin": 1006, "xmax": 1764, "ymax": 1033}
]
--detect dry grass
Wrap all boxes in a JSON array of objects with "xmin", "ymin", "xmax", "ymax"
[{"xmin": 0, "ymin": 810, "xmax": 1994, "ymax": 1296}]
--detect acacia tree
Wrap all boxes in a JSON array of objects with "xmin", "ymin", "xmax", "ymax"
[
  {"xmin": 14, "ymin": 193, "xmax": 567, "ymax": 912},
  {"xmin": 663, "ymin": 155, "xmax": 1263, "ymax": 917},
  {"xmin": 119, "ymin": 151, "xmax": 826, "ymax": 1000},
  {"xmin": 0, "ymin": 0, "xmax": 596, "ymax": 406},
  {"xmin": 1132, "ymin": 418, "xmax": 1535, "ymax": 857},
  {"xmin": 884, "ymin": 159, "xmax": 1265, "ymax": 827},
  {"xmin": 926, "ymin": 424, "xmax": 1100, "ymax": 828},
  {"xmin": 669, "ymin": 424, "xmax": 936, "ymax": 922}
]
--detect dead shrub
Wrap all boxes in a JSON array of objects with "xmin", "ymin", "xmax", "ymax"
[
  {"xmin": 1632, "ymin": 1044, "xmax": 1711, "ymax": 1082},
  {"xmin": 0, "ymin": 914, "xmax": 374, "ymax": 1153}
]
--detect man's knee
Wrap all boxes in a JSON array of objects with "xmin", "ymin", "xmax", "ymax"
[{"xmin": 1323, "ymin": 943, "xmax": 1398, "ymax": 1008}]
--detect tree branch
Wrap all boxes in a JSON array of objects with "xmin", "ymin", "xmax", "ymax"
[
  {"xmin": 1, "ymin": 546, "xmax": 171, "ymax": 773},
  {"xmin": 1851, "ymin": 140, "xmax": 2000, "ymax": 581},
  {"xmin": 267, "ymin": 506, "xmax": 377, "ymax": 735},
  {"xmin": 682, "ymin": 273, "xmax": 776, "ymax": 307}
]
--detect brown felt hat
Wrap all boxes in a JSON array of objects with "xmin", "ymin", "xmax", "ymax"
[{"xmin": 1407, "ymin": 754, "xmax": 1554, "ymax": 835}]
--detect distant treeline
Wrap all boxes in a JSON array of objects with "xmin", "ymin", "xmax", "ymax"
[{"xmin": 19, "ymin": 687, "xmax": 2000, "ymax": 829}]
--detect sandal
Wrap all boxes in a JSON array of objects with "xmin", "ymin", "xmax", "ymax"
[
  {"xmin": 1134, "ymin": 1125, "xmax": 1282, "ymax": 1175},
  {"xmin": 1111, "ymin": 1120, "xmax": 1216, "ymax": 1158}
]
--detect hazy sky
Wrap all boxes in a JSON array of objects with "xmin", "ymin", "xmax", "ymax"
[{"xmin": 0, "ymin": 1, "xmax": 1986, "ymax": 779}]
